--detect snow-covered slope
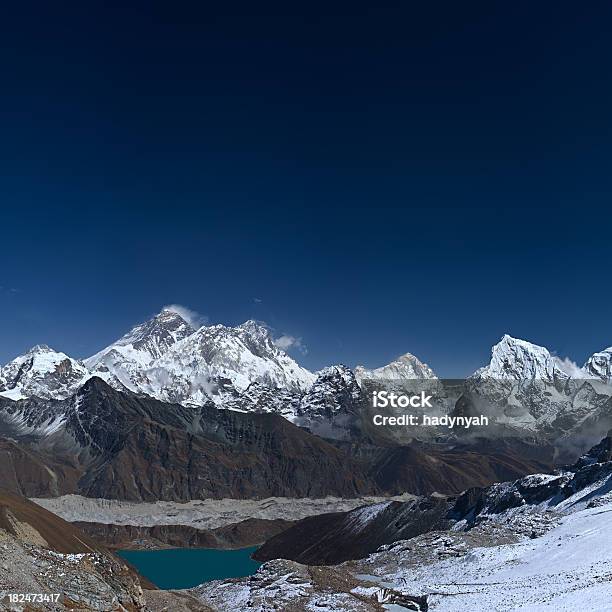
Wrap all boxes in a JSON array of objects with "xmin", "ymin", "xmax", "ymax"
[
  {"xmin": 290, "ymin": 365, "xmax": 363, "ymax": 438},
  {"xmin": 221, "ymin": 365, "xmax": 364, "ymax": 439},
  {"xmin": 84, "ymin": 307, "xmax": 196, "ymax": 391},
  {"xmin": 349, "ymin": 437, "xmax": 612, "ymax": 611},
  {"xmin": 475, "ymin": 334, "xmax": 572, "ymax": 382},
  {"xmin": 584, "ymin": 347, "xmax": 612, "ymax": 382},
  {"xmin": 462, "ymin": 335, "xmax": 612, "ymax": 444},
  {"xmin": 354, "ymin": 353, "xmax": 436, "ymax": 386},
  {"xmin": 84, "ymin": 309, "xmax": 314, "ymax": 407},
  {"xmin": 152, "ymin": 320, "xmax": 314, "ymax": 402},
  {"xmin": 0, "ymin": 345, "xmax": 90, "ymax": 401},
  {"xmin": 362, "ymin": 502, "xmax": 612, "ymax": 611}
]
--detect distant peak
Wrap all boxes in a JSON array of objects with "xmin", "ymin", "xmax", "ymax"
[
  {"xmin": 158, "ymin": 307, "xmax": 188, "ymax": 321},
  {"xmin": 499, "ymin": 334, "xmax": 528, "ymax": 345},
  {"xmin": 159, "ymin": 304, "xmax": 207, "ymax": 329},
  {"xmin": 239, "ymin": 319, "xmax": 268, "ymax": 331},
  {"xmin": 27, "ymin": 344, "xmax": 53, "ymax": 354},
  {"xmin": 354, "ymin": 351, "xmax": 437, "ymax": 383},
  {"xmin": 492, "ymin": 335, "xmax": 546, "ymax": 353},
  {"xmin": 479, "ymin": 334, "xmax": 573, "ymax": 382},
  {"xmin": 238, "ymin": 320, "xmax": 272, "ymax": 338},
  {"xmin": 396, "ymin": 352, "xmax": 424, "ymax": 363}
]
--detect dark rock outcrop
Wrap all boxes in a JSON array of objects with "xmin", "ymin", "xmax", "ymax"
[
  {"xmin": 254, "ymin": 497, "xmax": 452, "ymax": 565},
  {"xmin": 74, "ymin": 518, "xmax": 295, "ymax": 551}
]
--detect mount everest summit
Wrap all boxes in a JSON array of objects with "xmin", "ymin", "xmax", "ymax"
[{"xmin": 84, "ymin": 309, "xmax": 314, "ymax": 407}]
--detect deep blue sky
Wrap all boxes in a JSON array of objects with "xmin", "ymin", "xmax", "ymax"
[{"xmin": 0, "ymin": 1, "xmax": 611, "ymax": 376}]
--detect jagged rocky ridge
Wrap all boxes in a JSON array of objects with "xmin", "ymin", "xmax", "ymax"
[{"xmin": 0, "ymin": 378, "xmax": 373, "ymax": 501}]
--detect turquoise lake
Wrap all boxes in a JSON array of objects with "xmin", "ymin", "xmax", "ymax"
[{"xmin": 118, "ymin": 546, "xmax": 262, "ymax": 589}]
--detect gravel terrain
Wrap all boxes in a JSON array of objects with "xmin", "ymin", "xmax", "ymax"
[{"xmin": 32, "ymin": 494, "xmax": 414, "ymax": 529}]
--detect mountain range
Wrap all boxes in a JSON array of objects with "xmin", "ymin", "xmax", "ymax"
[{"xmin": 0, "ymin": 307, "xmax": 611, "ymax": 452}]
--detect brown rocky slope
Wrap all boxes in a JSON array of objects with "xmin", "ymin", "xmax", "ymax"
[
  {"xmin": 0, "ymin": 489, "xmax": 146, "ymax": 610},
  {"xmin": 0, "ymin": 378, "xmax": 552, "ymax": 503}
]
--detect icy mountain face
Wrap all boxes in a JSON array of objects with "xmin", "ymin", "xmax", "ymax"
[
  {"xmin": 223, "ymin": 365, "xmax": 365, "ymax": 440},
  {"xmin": 584, "ymin": 347, "xmax": 612, "ymax": 382},
  {"xmin": 0, "ymin": 345, "xmax": 90, "ymax": 401},
  {"xmin": 84, "ymin": 308, "xmax": 196, "ymax": 391},
  {"xmin": 461, "ymin": 335, "xmax": 612, "ymax": 446},
  {"xmin": 84, "ymin": 311, "xmax": 315, "ymax": 407},
  {"xmin": 354, "ymin": 352, "xmax": 437, "ymax": 385},
  {"xmin": 223, "ymin": 382, "xmax": 301, "ymax": 419},
  {"xmin": 300, "ymin": 365, "xmax": 362, "ymax": 416},
  {"xmin": 475, "ymin": 334, "xmax": 571, "ymax": 383},
  {"xmin": 161, "ymin": 321, "xmax": 314, "ymax": 393},
  {"xmin": 142, "ymin": 320, "xmax": 315, "ymax": 406},
  {"xmin": 0, "ymin": 393, "xmax": 69, "ymax": 438},
  {"xmin": 291, "ymin": 365, "xmax": 363, "ymax": 439},
  {"xmin": 88, "ymin": 307, "xmax": 196, "ymax": 365}
]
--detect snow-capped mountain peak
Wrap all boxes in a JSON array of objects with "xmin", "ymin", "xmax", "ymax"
[
  {"xmin": 584, "ymin": 347, "xmax": 612, "ymax": 382},
  {"xmin": 153, "ymin": 320, "xmax": 315, "ymax": 398},
  {"xmin": 0, "ymin": 345, "xmax": 90, "ymax": 401},
  {"xmin": 476, "ymin": 334, "xmax": 571, "ymax": 382},
  {"xmin": 3, "ymin": 309, "xmax": 611, "ymax": 443},
  {"xmin": 81, "ymin": 310, "xmax": 315, "ymax": 406},
  {"xmin": 85, "ymin": 308, "xmax": 195, "ymax": 370},
  {"xmin": 354, "ymin": 352, "xmax": 436, "ymax": 385},
  {"xmin": 28, "ymin": 343, "xmax": 53, "ymax": 354},
  {"xmin": 237, "ymin": 319, "xmax": 270, "ymax": 338}
]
